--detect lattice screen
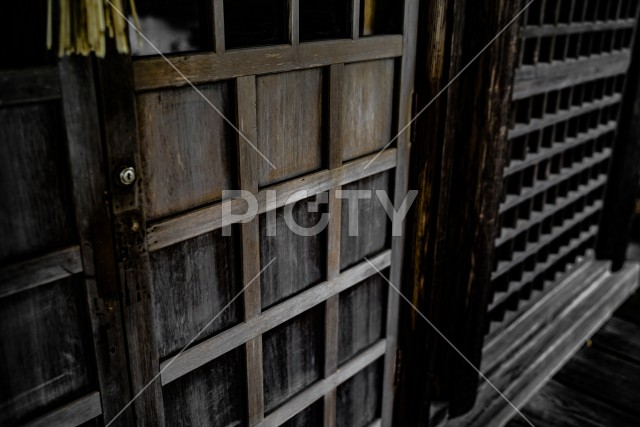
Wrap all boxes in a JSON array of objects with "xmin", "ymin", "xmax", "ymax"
[{"xmin": 487, "ymin": 0, "xmax": 640, "ymax": 337}]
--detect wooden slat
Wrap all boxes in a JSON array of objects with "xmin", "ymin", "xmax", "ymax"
[
  {"xmin": 289, "ymin": 0, "xmax": 300, "ymax": 45},
  {"xmin": 236, "ymin": 75, "xmax": 264, "ymax": 425},
  {"xmin": 213, "ymin": 0, "xmax": 225, "ymax": 53},
  {"xmin": 147, "ymin": 149, "xmax": 396, "ymax": 252},
  {"xmin": 508, "ymin": 94, "xmax": 621, "ymax": 139},
  {"xmin": 351, "ymin": 0, "xmax": 361, "ymax": 39},
  {"xmin": 492, "ymin": 201, "xmax": 603, "ymax": 281},
  {"xmin": 133, "ymin": 36, "xmax": 403, "ymax": 91},
  {"xmin": 513, "ymin": 50, "xmax": 631, "ymax": 100},
  {"xmin": 496, "ymin": 175, "xmax": 607, "ymax": 246},
  {"xmin": 20, "ymin": 391, "xmax": 102, "ymax": 427},
  {"xmin": 490, "ymin": 226, "xmax": 599, "ymax": 312},
  {"xmin": 323, "ymin": 63, "xmax": 344, "ymax": 427},
  {"xmin": 0, "ymin": 66, "xmax": 60, "ymax": 106},
  {"xmin": 500, "ymin": 148, "xmax": 611, "ymax": 213},
  {"xmin": 0, "ymin": 245, "xmax": 82, "ymax": 298},
  {"xmin": 505, "ymin": 121, "xmax": 617, "ymax": 177},
  {"xmin": 159, "ymin": 250, "xmax": 391, "ymax": 385},
  {"xmin": 521, "ymin": 19, "xmax": 636, "ymax": 38},
  {"xmin": 255, "ymin": 340, "xmax": 386, "ymax": 427}
]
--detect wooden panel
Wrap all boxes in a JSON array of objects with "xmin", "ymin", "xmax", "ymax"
[
  {"xmin": 341, "ymin": 60, "xmax": 395, "ymax": 161},
  {"xmin": 259, "ymin": 194, "xmax": 327, "ymax": 308},
  {"xmin": 0, "ymin": 67, "xmax": 60, "ymax": 107},
  {"xmin": 340, "ymin": 171, "xmax": 392, "ymax": 270},
  {"xmin": 338, "ymin": 274, "xmax": 387, "ymax": 365},
  {"xmin": 336, "ymin": 359, "xmax": 383, "ymax": 427},
  {"xmin": 592, "ymin": 316, "xmax": 640, "ymax": 364},
  {"xmin": 256, "ymin": 68, "xmax": 323, "ymax": 187},
  {"xmin": 162, "ymin": 347, "xmax": 247, "ymax": 427},
  {"xmin": 137, "ymin": 82, "xmax": 236, "ymax": 220},
  {"xmin": 263, "ymin": 306, "xmax": 325, "ymax": 412},
  {"xmin": 133, "ymin": 36, "xmax": 403, "ymax": 91},
  {"xmin": 0, "ymin": 276, "xmax": 93, "ymax": 426},
  {"xmin": 150, "ymin": 229, "xmax": 243, "ymax": 359},
  {"xmin": 0, "ymin": 102, "xmax": 75, "ymax": 263}
]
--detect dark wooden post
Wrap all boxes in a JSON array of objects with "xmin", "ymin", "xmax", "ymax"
[
  {"xmin": 395, "ymin": 0, "xmax": 522, "ymax": 423},
  {"xmin": 596, "ymin": 7, "xmax": 640, "ymax": 271}
]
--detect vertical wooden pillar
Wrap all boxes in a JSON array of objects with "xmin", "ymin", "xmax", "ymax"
[
  {"xmin": 596, "ymin": 6, "xmax": 640, "ymax": 270},
  {"xmin": 396, "ymin": 0, "xmax": 522, "ymax": 423}
]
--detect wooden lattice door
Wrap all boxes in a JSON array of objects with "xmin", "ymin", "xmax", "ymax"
[{"xmin": 95, "ymin": 1, "xmax": 419, "ymax": 426}]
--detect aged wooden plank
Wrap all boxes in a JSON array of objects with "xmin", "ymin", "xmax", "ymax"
[
  {"xmin": 592, "ymin": 316, "xmax": 640, "ymax": 364},
  {"xmin": 147, "ymin": 149, "xmax": 397, "ymax": 252},
  {"xmin": 133, "ymin": 36, "xmax": 403, "ymax": 91},
  {"xmin": 256, "ymin": 68, "xmax": 323, "ymax": 187},
  {"xmin": 351, "ymin": 0, "xmax": 360, "ymax": 39},
  {"xmin": 213, "ymin": 0, "xmax": 225, "ymax": 53},
  {"xmin": 0, "ymin": 66, "xmax": 60, "ymax": 106},
  {"xmin": 513, "ymin": 50, "xmax": 631, "ymax": 100},
  {"xmin": 0, "ymin": 245, "xmax": 82, "ymax": 299},
  {"xmin": 160, "ymin": 250, "xmax": 391, "ymax": 385},
  {"xmin": 289, "ymin": 0, "xmax": 300, "ymax": 45},
  {"xmin": 521, "ymin": 18, "xmax": 636, "ymax": 38},
  {"xmin": 236, "ymin": 74, "xmax": 265, "ymax": 425},
  {"xmin": 59, "ymin": 56, "xmax": 133, "ymax": 426},
  {"xmin": 337, "ymin": 359, "xmax": 383, "ymax": 427},
  {"xmin": 136, "ymin": 82, "xmax": 235, "ymax": 220},
  {"xmin": 96, "ymin": 45, "xmax": 165, "ymax": 426},
  {"xmin": 255, "ymin": 340, "xmax": 386, "ymax": 427},
  {"xmin": 20, "ymin": 391, "xmax": 102, "ymax": 427},
  {"xmin": 596, "ymin": 19, "xmax": 640, "ymax": 270},
  {"xmin": 508, "ymin": 94, "xmax": 621, "ymax": 139}
]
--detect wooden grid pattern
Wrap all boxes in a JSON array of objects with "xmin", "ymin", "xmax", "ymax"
[
  {"xmin": 128, "ymin": 1, "xmax": 419, "ymax": 427},
  {"xmin": 487, "ymin": 0, "xmax": 640, "ymax": 337}
]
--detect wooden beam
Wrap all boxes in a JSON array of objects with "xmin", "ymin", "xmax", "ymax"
[{"xmin": 20, "ymin": 391, "xmax": 102, "ymax": 427}]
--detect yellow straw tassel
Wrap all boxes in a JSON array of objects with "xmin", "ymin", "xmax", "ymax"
[{"xmin": 47, "ymin": 0, "xmax": 140, "ymax": 58}]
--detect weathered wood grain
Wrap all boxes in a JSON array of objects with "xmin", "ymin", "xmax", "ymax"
[
  {"xmin": 159, "ymin": 250, "xmax": 391, "ymax": 385},
  {"xmin": 0, "ymin": 276, "xmax": 93, "ymax": 426},
  {"xmin": 147, "ymin": 149, "xmax": 396, "ymax": 252},
  {"xmin": 340, "ymin": 59, "xmax": 395, "ymax": 161},
  {"xmin": 336, "ymin": 359, "xmax": 383, "ymax": 427},
  {"xmin": 592, "ymin": 316, "xmax": 640, "ymax": 364},
  {"xmin": 133, "ymin": 36, "xmax": 403, "ymax": 91},
  {"xmin": 339, "ymin": 172, "xmax": 392, "ymax": 270},
  {"xmin": 0, "ymin": 246, "xmax": 82, "ymax": 299},
  {"xmin": 162, "ymin": 348, "xmax": 246, "ymax": 427},
  {"xmin": 149, "ymin": 230, "xmax": 243, "ymax": 358},
  {"xmin": 256, "ymin": 69, "xmax": 323, "ymax": 187},
  {"xmin": 136, "ymin": 82, "xmax": 235, "ymax": 220},
  {"xmin": 0, "ymin": 102, "xmax": 76, "ymax": 263}
]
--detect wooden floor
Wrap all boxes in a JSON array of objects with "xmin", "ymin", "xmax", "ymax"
[{"xmin": 507, "ymin": 286, "xmax": 640, "ymax": 427}]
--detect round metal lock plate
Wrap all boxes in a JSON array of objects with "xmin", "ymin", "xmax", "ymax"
[{"xmin": 119, "ymin": 167, "xmax": 136, "ymax": 186}]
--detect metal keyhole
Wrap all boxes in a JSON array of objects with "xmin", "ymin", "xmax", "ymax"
[{"xmin": 119, "ymin": 167, "xmax": 136, "ymax": 186}]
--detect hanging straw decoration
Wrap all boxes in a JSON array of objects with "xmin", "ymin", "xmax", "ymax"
[{"xmin": 47, "ymin": 0, "xmax": 140, "ymax": 57}]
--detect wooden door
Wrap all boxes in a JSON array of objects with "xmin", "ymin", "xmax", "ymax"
[{"xmin": 95, "ymin": 1, "xmax": 419, "ymax": 426}]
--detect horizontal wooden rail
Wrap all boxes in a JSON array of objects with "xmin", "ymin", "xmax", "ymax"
[
  {"xmin": 513, "ymin": 50, "xmax": 631, "ymax": 100},
  {"xmin": 20, "ymin": 391, "xmax": 102, "ymax": 427},
  {"xmin": 159, "ymin": 250, "xmax": 391, "ymax": 385},
  {"xmin": 0, "ymin": 66, "xmax": 61, "ymax": 106},
  {"xmin": 256, "ymin": 340, "xmax": 386, "ymax": 427},
  {"xmin": 492, "ymin": 200, "xmax": 602, "ymax": 281},
  {"xmin": 496, "ymin": 175, "xmax": 607, "ymax": 246},
  {"xmin": 505, "ymin": 121, "xmax": 617, "ymax": 177},
  {"xmin": 508, "ymin": 95, "xmax": 621, "ymax": 139},
  {"xmin": 490, "ymin": 226, "xmax": 598, "ymax": 313},
  {"xmin": 133, "ymin": 35, "xmax": 403, "ymax": 91},
  {"xmin": 500, "ymin": 148, "xmax": 611, "ymax": 213},
  {"xmin": 0, "ymin": 246, "xmax": 83, "ymax": 299},
  {"xmin": 147, "ymin": 149, "xmax": 397, "ymax": 252},
  {"xmin": 521, "ymin": 19, "xmax": 636, "ymax": 38}
]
